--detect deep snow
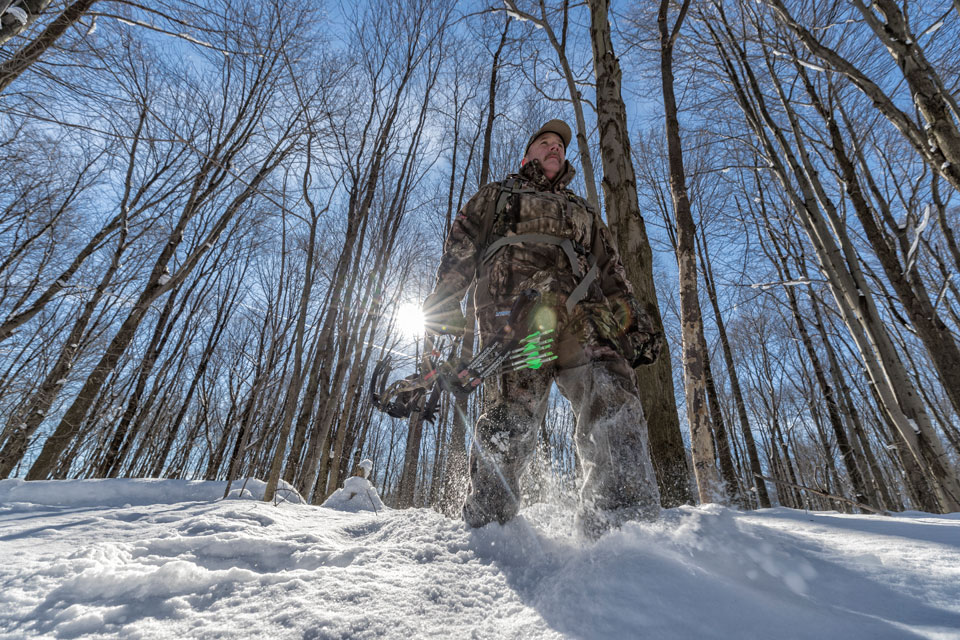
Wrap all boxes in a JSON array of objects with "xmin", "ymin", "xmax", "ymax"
[{"xmin": 1, "ymin": 478, "xmax": 959, "ymax": 639}]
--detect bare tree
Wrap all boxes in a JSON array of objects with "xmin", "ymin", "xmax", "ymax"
[
  {"xmin": 703, "ymin": 1, "xmax": 960, "ymax": 511},
  {"xmin": 761, "ymin": 0, "xmax": 960, "ymax": 192},
  {"xmin": 24, "ymin": 0, "xmax": 313, "ymax": 480}
]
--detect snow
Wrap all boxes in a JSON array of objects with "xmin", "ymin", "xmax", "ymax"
[
  {"xmin": 1, "ymin": 479, "xmax": 959, "ymax": 639},
  {"xmin": 503, "ymin": 1, "xmax": 543, "ymax": 29},
  {"xmin": 922, "ymin": 21, "xmax": 944, "ymax": 37},
  {"xmin": 797, "ymin": 59, "xmax": 827, "ymax": 72},
  {"xmin": 935, "ymin": 274, "xmax": 953, "ymax": 309},
  {"xmin": 905, "ymin": 205, "xmax": 933, "ymax": 273},
  {"xmin": 749, "ymin": 279, "xmax": 811, "ymax": 290},
  {"xmin": 357, "ymin": 459, "xmax": 373, "ymax": 477},
  {"xmin": 321, "ymin": 476, "xmax": 385, "ymax": 513},
  {"xmin": 3, "ymin": 6, "xmax": 28, "ymax": 26}
]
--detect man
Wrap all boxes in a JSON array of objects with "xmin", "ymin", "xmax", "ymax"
[{"xmin": 423, "ymin": 119, "xmax": 662, "ymax": 538}]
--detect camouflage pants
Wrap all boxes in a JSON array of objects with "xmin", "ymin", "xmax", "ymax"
[{"xmin": 462, "ymin": 355, "xmax": 660, "ymax": 538}]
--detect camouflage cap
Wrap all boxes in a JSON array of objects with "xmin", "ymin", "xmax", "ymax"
[{"xmin": 524, "ymin": 119, "xmax": 572, "ymax": 155}]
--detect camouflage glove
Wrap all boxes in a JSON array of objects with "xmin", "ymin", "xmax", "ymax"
[
  {"xmin": 422, "ymin": 292, "xmax": 466, "ymax": 336},
  {"xmin": 618, "ymin": 329, "xmax": 662, "ymax": 367},
  {"xmin": 610, "ymin": 297, "xmax": 663, "ymax": 367}
]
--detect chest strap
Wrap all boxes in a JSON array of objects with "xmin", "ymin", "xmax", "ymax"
[{"xmin": 482, "ymin": 233, "xmax": 598, "ymax": 313}]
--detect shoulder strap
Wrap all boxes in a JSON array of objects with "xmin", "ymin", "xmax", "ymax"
[{"xmin": 479, "ymin": 177, "xmax": 534, "ymax": 250}]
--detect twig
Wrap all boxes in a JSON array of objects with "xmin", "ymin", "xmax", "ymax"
[
  {"xmin": 754, "ymin": 473, "xmax": 889, "ymax": 515},
  {"xmin": 365, "ymin": 486, "xmax": 380, "ymax": 517}
]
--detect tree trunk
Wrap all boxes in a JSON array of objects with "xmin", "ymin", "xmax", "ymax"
[
  {"xmin": 97, "ymin": 287, "xmax": 180, "ymax": 476},
  {"xmin": 793, "ymin": 68, "xmax": 960, "ymax": 422},
  {"xmin": 697, "ymin": 231, "xmax": 770, "ymax": 507},
  {"xmin": 265, "ymin": 141, "xmax": 321, "ymax": 499},
  {"xmin": 588, "ymin": 0, "xmax": 692, "ymax": 507},
  {"xmin": 0, "ymin": 0, "xmax": 97, "ymax": 92},
  {"xmin": 503, "ymin": 1, "xmax": 600, "ymax": 210},
  {"xmin": 704, "ymin": 350, "xmax": 743, "ymax": 505},
  {"xmin": 28, "ymin": 135, "xmax": 295, "ymax": 480},
  {"xmin": 808, "ymin": 289, "xmax": 892, "ymax": 511},
  {"xmin": 771, "ymin": 237, "xmax": 874, "ymax": 509},
  {"xmin": 657, "ymin": 0, "xmax": 722, "ymax": 503},
  {"xmin": 762, "ymin": 0, "xmax": 960, "ymax": 192},
  {"xmin": 397, "ymin": 407, "xmax": 427, "ymax": 508},
  {"xmin": 0, "ymin": 227, "xmax": 126, "ymax": 477}
]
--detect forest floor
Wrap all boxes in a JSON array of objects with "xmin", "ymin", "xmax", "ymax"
[{"xmin": 1, "ymin": 478, "xmax": 959, "ymax": 639}]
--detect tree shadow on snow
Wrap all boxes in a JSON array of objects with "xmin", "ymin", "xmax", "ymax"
[{"xmin": 467, "ymin": 509, "xmax": 960, "ymax": 640}]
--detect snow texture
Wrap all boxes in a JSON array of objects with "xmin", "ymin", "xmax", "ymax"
[
  {"xmin": 1, "ymin": 479, "xmax": 959, "ymax": 639},
  {"xmin": 905, "ymin": 205, "xmax": 932, "ymax": 274}
]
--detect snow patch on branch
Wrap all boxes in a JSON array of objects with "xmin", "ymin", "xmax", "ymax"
[
  {"xmin": 797, "ymin": 59, "xmax": 827, "ymax": 72},
  {"xmin": 921, "ymin": 21, "xmax": 944, "ymax": 38},
  {"xmin": 934, "ymin": 274, "xmax": 953, "ymax": 311},
  {"xmin": 503, "ymin": 2, "xmax": 543, "ymax": 29},
  {"xmin": 115, "ymin": 17, "xmax": 226, "ymax": 54},
  {"xmin": 3, "ymin": 6, "xmax": 28, "ymax": 26},
  {"xmin": 750, "ymin": 279, "xmax": 812, "ymax": 290},
  {"xmin": 904, "ymin": 205, "xmax": 932, "ymax": 274}
]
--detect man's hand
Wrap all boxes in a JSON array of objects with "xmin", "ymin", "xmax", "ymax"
[
  {"xmin": 610, "ymin": 296, "xmax": 663, "ymax": 367},
  {"xmin": 620, "ymin": 330, "xmax": 661, "ymax": 367},
  {"xmin": 422, "ymin": 292, "xmax": 466, "ymax": 336}
]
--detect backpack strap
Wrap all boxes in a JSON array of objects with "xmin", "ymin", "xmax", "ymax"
[
  {"xmin": 482, "ymin": 234, "xmax": 597, "ymax": 313},
  {"xmin": 478, "ymin": 178, "xmax": 600, "ymax": 313},
  {"xmin": 480, "ymin": 178, "xmax": 535, "ymax": 243}
]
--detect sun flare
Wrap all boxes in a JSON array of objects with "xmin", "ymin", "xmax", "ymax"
[{"xmin": 397, "ymin": 303, "xmax": 425, "ymax": 338}]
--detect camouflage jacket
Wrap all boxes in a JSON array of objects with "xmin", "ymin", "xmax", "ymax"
[{"xmin": 427, "ymin": 159, "xmax": 661, "ymax": 365}]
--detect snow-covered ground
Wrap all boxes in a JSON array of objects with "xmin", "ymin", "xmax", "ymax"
[{"xmin": 1, "ymin": 478, "xmax": 959, "ymax": 639}]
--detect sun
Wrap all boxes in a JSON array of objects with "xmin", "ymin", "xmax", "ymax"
[{"xmin": 396, "ymin": 303, "xmax": 425, "ymax": 338}]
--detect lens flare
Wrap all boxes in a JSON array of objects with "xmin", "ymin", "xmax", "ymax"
[
  {"xmin": 397, "ymin": 303, "xmax": 425, "ymax": 338},
  {"xmin": 531, "ymin": 306, "xmax": 557, "ymax": 333}
]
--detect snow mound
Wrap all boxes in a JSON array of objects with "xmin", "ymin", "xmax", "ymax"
[
  {"xmin": 321, "ymin": 476, "xmax": 386, "ymax": 513},
  {"xmin": 0, "ymin": 477, "xmax": 303, "ymax": 508}
]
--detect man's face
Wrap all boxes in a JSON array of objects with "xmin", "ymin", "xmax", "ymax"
[{"xmin": 524, "ymin": 132, "xmax": 565, "ymax": 180}]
